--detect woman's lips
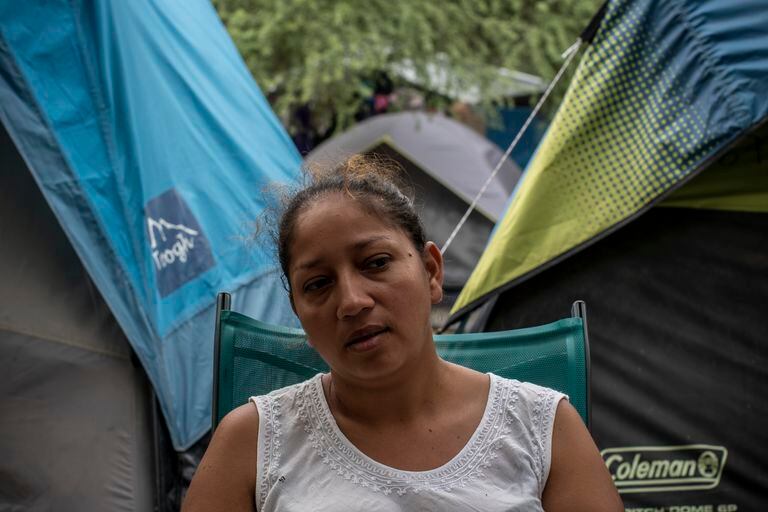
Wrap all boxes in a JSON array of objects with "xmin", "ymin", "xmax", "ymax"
[{"xmin": 345, "ymin": 326, "xmax": 388, "ymax": 352}]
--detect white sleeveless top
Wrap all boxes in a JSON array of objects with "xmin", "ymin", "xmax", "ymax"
[{"xmin": 250, "ymin": 373, "xmax": 565, "ymax": 511}]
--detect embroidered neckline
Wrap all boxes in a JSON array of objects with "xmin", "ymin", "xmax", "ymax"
[{"xmin": 296, "ymin": 372, "xmax": 519, "ymax": 496}]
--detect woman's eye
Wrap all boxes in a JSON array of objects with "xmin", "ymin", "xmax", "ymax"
[
  {"xmin": 365, "ymin": 255, "xmax": 390, "ymax": 270},
  {"xmin": 303, "ymin": 277, "xmax": 330, "ymax": 292}
]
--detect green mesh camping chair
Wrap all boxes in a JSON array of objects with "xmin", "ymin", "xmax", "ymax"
[{"xmin": 212, "ymin": 292, "xmax": 591, "ymax": 430}]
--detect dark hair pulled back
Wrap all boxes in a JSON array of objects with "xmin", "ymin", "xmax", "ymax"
[{"xmin": 277, "ymin": 155, "xmax": 426, "ymax": 291}]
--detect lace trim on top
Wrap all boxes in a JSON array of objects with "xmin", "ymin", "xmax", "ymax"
[
  {"xmin": 535, "ymin": 386, "xmax": 559, "ymax": 485},
  {"xmin": 529, "ymin": 385, "xmax": 547, "ymax": 484},
  {"xmin": 295, "ymin": 373, "xmax": 521, "ymax": 497},
  {"xmin": 253, "ymin": 394, "xmax": 282, "ymax": 506}
]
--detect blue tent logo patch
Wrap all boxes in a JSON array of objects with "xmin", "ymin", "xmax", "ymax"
[{"xmin": 145, "ymin": 189, "xmax": 214, "ymax": 297}]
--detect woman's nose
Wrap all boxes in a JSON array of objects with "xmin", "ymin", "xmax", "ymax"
[{"xmin": 336, "ymin": 272, "xmax": 374, "ymax": 319}]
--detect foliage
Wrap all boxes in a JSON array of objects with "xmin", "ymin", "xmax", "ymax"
[{"xmin": 214, "ymin": 0, "xmax": 603, "ymax": 134}]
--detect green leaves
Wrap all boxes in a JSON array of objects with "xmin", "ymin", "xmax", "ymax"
[{"xmin": 213, "ymin": 0, "xmax": 602, "ymax": 134}]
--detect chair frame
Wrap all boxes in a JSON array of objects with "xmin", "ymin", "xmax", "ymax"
[{"xmin": 212, "ymin": 292, "xmax": 591, "ymax": 431}]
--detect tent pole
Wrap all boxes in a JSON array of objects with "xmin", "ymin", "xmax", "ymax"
[{"xmin": 151, "ymin": 389, "xmax": 167, "ymax": 512}]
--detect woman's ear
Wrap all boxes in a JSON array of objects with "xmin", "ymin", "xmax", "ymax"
[{"xmin": 422, "ymin": 242, "xmax": 444, "ymax": 305}]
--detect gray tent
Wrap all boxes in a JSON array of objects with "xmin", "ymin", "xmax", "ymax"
[
  {"xmin": 307, "ymin": 111, "xmax": 522, "ymax": 295},
  {"xmin": 0, "ymin": 124, "xmax": 160, "ymax": 510}
]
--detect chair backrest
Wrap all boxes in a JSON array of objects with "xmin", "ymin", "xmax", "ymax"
[{"xmin": 212, "ymin": 293, "xmax": 591, "ymax": 430}]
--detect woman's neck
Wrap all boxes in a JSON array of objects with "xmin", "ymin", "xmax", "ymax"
[{"xmin": 324, "ymin": 352, "xmax": 454, "ymax": 428}]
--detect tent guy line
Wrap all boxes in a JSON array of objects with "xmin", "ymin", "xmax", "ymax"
[{"xmin": 440, "ymin": 38, "xmax": 583, "ymax": 256}]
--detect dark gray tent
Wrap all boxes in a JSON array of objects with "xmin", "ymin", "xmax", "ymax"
[
  {"xmin": 307, "ymin": 111, "xmax": 522, "ymax": 298},
  {"xmin": 0, "ymin": 124, "xmax": 163, "ymax": 510}
]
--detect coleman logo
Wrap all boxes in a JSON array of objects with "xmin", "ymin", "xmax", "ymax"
[
  {"xmin": 601, "ymin": 445, "xmax": 727, "ymax": 494},
  {"xmin": 145, "ymin": 189, "xmax": 214, "ymax": 297}
]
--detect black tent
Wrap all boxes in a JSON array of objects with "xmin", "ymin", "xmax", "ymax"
[{"xmin": 473, "ymin": 131, "xmax": 767, "ymax": 509}]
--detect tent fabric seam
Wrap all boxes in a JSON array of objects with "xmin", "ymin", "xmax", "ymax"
[
  {"xmin": 364, "ymin": 137, "xmax": 498, "ymax": 222},
  {"xmin": 0, "ymin": 324, "xmax": 130, "ymax": 360},
  {"xmin": 674, "ymin": 0, "xmax": 752, "ymax": 108},
  {"xmin": 447, "ymin": 118, "xmax": 764, "ymax": 325},
  {"xmin": 70, "ymin": 5, "xmax": 156, "ymax": 316},
  {"xmin": 160, "ymin": 266, "xmax": 287, "ymax": 338}
]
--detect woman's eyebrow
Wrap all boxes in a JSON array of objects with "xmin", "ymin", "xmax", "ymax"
[
  {"xmin": 352, "ymin": 235, "xmax": 391, "ymax": 251},
  {"xmin": 295, "ymin": 258, "xmax": 323, "ymax": 272},
  {"xmin": 294, "ymin": 235, "xmax": 393, "ymax": 272}
]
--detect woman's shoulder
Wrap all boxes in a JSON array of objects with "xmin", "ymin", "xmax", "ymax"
[
  {"xmin": 216, "ymin": 401, "xmax": 260, "ymax": 446},
  {"xmin": 182, "ymin": 403, "xmax": 259, "ymax": 511},
  {"xmin": 491, "ymin": 373, "xmax": 566, "ymax": 402},
  {"xmin": 490, "ymin": 374, "xmax": 566, "ymax": 435},
  {"xmin": 249, "ymin": 373, "xmax": 322, "ymax": 408}
]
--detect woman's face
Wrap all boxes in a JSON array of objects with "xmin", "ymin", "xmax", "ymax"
[{"xmin": 287, "ymin": 193, "xmax": 443, "ymax": 383}]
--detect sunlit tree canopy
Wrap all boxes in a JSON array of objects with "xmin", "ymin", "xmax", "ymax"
[{"xmin": 214, "ymin": 0, "xmax": 602, "ymax": 135}]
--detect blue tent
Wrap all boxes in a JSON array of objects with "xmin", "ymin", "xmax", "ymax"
[{"xmin": 0, "ymin": 0, "xmax": 300, "ymax": 450}]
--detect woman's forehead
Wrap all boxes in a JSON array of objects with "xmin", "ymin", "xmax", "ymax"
[
  {"xmin": 296, "ymin": 192, "xmax": 386, "ymax": 230},
  {"xmin": 291, "ymin": 195, "xmax": 408, "ymax": 253}
]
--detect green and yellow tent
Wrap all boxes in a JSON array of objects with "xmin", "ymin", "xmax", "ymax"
[{"xmin": 449, "ymin": 0, "xmax": 768, "ymax": 509}]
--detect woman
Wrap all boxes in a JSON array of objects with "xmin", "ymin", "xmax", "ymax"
[{"xmin": 183, "ymin": 157, "xmax": 623, "ymax": 511}]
